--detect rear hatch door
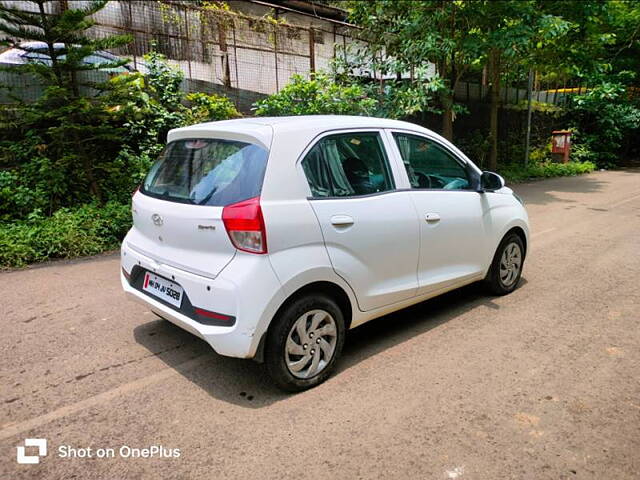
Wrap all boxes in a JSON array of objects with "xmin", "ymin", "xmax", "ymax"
[{"xmin": 128, "ymin": 136, "xmax": 270, "ymax": 278}]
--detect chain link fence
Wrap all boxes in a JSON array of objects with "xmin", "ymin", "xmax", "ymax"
[
  {"xmin": 0, "ymin": 1, "xmax": 574, "ymax": 110},
  {"xmin": 0, "ymin": 0, "xmax": 361, "ymax": 110}
]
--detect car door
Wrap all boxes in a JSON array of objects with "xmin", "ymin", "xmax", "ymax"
[
  {"xmin": 387, "ymin": 130, "xmax": 488, "ymax": 295},
  {"xmin": 300, "ymin": 130, "xmax": 420, "ymax": 312}
]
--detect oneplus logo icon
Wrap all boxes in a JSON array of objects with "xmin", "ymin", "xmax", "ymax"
[{"xmin": 17, "ymin": 438, "xmax": 47, "ymax": 464}]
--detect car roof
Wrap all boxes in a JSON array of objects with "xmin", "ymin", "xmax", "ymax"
[
  {"xmin": 173, "ymin": 115, "xmax": 427, "ymax": 132},
  {"xmin": 167, "ymin": 115, "xmax": 434, "ymax": 149}
]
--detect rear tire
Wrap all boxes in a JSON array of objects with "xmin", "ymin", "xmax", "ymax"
[
  {"xmin": 485, "ymin": 233, "xmax": 525, "ymax": 295},
  {"xmin": 265, "ymin": 294, "xmax": 345, "ymax": 392}
]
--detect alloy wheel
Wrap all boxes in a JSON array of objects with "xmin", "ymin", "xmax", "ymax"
[
  {"xmin": 285, "ymin": 309, "xmax": 338, "ymax": 379},
  {"xmin": 499, "ymin": 242, "xmax": 522, "ymax": 287}
]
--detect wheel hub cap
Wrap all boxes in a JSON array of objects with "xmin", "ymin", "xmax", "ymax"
[
  {"xmin": 499, "ymin": 242, "xmax": 522, "ymax": 287},
  {"xmin": 285, "ymin": 309, "xmax": 337, "ymax": 379}
]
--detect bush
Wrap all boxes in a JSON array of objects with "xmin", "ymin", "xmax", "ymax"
[
  {"xmin": 567, "ymin": 80, "xmax": 640, "ymax": 165},
  {"xmin": 185, "ymin": 92, "xmax": 240, "ymax": 124},
  {"xmin": 0, "ymin": 202, "xmax": 131, "ymax": 268},
  {"xmin": 0, "ymin": 49, "xmax": 242, "ymax": 267},
  {"xmin": 499, "ymin": 160, "xmax": 596, "ymax": 183},
  {"xmin": 253, "ymin": 73, "xmax": 377, "ymax": 116},
  {"xmin": 529, "ymin": 143, "xmax": 552, "ymax": 163},
  {"xmin": 101, "ymin": 53, "xmax": 241, "ymax": 204},
  {"xmin": 1, "ymin": 50, "xmax": 241, "ymax": 219},
  {"xmin": 252, "ymin": 72, "xmax": 442, "ymax": 120}
]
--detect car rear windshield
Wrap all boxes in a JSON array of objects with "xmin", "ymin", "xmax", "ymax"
[{"xmin": 142, "ymin": 138, "xmax": 269, "ymax": 206}]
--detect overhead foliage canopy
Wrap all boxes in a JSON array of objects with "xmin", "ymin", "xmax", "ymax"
[{"xmin": 341, "ymin": 0, "xmax": 640, "ymax": 167}]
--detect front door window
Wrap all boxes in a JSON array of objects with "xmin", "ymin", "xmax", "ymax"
[{"xmin": 393, "ymin": 133, "xmax": 470, "ymax": 190}]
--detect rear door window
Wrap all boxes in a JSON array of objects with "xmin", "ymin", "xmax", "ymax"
[
  {"xmin": 301, "ymin": 132, "xmax": 395, "ymax": 198},
  {"xmin": 142, "ymin": 139, "xmax": 268, "ymax": 206}
]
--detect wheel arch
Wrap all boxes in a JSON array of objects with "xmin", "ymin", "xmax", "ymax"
[
  {"xmin": 505, "ymin": 225, "xmax": 528, "ymax": 258},
  {"xmin": 253, "ymin": 280, "xmax": 354, "ymax": 363}
]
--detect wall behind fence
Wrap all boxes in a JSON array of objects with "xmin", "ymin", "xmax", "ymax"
[
  {"xmin": 94, "ymin": 0, "xmax": 359, "ymax": 110},
  {"xmin": 0, "ymin": 0, "xmax": 362, "ymax": 110}
]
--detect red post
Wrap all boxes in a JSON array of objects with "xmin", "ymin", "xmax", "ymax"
[{"xmin": 551, "ymin": 130, "xmax": 572, "ymax": 163}]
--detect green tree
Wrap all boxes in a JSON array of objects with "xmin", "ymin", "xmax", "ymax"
[
  {"xmin": 345, "ymin": 1, "xmax": 571, "ymax": 168},
  {"xmin": 528, "ymin": 0, "xmax": 640, "ymax": 166},
  {"xmin": 348, "ymin": 0, "xmax": 482, "ymax": 140},
  {"xmin": 534, "ymin": 0, "xmax": 640, "ymax": 82},
  {"xmin": 0, "ymin": 0, "xmax": 131, "ymax": 97},
  {"xmin": 465, "ymin": 0, "xmax": 569, "ymax": 169},
  {"xmin": 568, "ymin": 78, "xmax": 640, "ymax": 165},
  {"xmin": 0, "ymin": 0, "xmax": 132, "ymax": 204},
  {"xmin": 253, "ymin": 73, "xmax": 377, "ymax": 116}
]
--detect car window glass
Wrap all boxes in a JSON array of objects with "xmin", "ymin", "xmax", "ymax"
[
  {"xmin": 393, "ymin": 133, "xmax": 470, "ymax": 190},
  {"xmin": 142, "ymin": 139, "xmax": 268, "ymax": 206},
  {"xmin": 302, "ymin": 132, "xmax": 394, "ymax": 197}
]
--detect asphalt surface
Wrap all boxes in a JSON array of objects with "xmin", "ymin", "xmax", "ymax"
[{"xmin": 1, "ymin": 169, "xmax": 639, "ymax": 479}]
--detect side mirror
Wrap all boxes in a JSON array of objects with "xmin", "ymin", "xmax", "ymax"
[{"xmin": 479, "ymin": 171, "xmax": 505, "ymax": 192}]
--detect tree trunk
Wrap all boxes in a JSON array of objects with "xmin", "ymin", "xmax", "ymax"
[
  {"xmin": 85, "ymin": 161, "xmax": 102, "ymax": 203},
  {"xmin": 38, "ymin": 2, "xmax": 64, "ymax": 90},
  {"xmin": 441, "ymin": 93, "xmax": 454, "ymax": 141},
  {"xmin": 443, "ymin": 6, "xmax": 456, "ymax": 142},
  {"xmin": 71, "ymin": 125, "xmax": 102, "ymax": 203},
  {"xmin": 437, "ymin": 57, "xmax": 454, "ymax": 141},
  {"xmin": 488, "ymin": 49, "xmax": 501, "ymax": 171}
]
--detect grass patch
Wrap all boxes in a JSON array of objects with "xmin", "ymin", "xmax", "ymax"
[
  {"xmin": 0, "ymin": 202, "xmax": 131, "ymax": 268},
  {"xmin": 499, "ymin": 160, "xmax": 596, "ymax": 183}
]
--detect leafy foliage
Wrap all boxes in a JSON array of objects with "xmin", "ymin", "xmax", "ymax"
[
  {"xmin": 499, "ymin": 160, "xmax": 596, "ymax": 183},
  {"xmin": 0, "ymin": 202, "xmax": 131, "ymax": 268},
  {"xmin": 253, "ymin": 74, "xmax": 376, "ymax": 116},
  {"xmin": 104, "ymin": 52, "xmax": 241, "ymax": 203},
  {"xmin": 346, "ymin": 0, "xmax": 484, "ymax": 138},
  {"xmin": 253, "ymin": 72, "xmax": 445, "ymax": 120},
  {"xmin": 0, "ymin": 0, "xmax": 132, "ymax": 94},
  {"xmin": 0, "ymin": 49, "xmax": 240, "ymax": 218},
  {"xmin": 0, "ymin": 3, "xmax": 241, "ymax": 266},
  {"xmin": 0, "ymin": 0, "xmax": 135, "ymax": 210},
  {"xmin": 343, "ymin": 0, "xmax": 640, "ymax": 168},
  {"xmin": 185, "ymin": 92, "xmax": 240, "ymax": 124},
  {"xmin": 566, "ymin": 80, "xmax": 640, "ymax": 165}
]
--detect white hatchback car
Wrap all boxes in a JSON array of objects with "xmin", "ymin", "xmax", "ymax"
[{"xmin": 121, "ymin": 116, "xmax": 529, "ymax": 391}]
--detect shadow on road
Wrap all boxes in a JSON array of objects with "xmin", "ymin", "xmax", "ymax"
[
  {"xmin": 134, "ymin": 279, "xmax": 520, "ymax": 408},
  {"xmin": 512, "ymin": 172, "xmax": 607, "ymax": 206}
]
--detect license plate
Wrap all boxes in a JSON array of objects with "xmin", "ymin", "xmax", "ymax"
[{"xmin": 142, "ymin": 272, "xmax": 183, "ymax": 308}]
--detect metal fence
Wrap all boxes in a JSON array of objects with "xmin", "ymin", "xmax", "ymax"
[
  {"xmin": 453, "ymin": 80, "xmax": 577, "ymax": 107},
  {"xmin": 94, "ymin": 0, "xmax": 359, "ymax": 110},
  {"xmin": 0, "ymin": 0, "xmax": 575, "ymax": 110},
  {"xmin": 0, "ymin": 0, "xmax": 361, "ymax": 109}
]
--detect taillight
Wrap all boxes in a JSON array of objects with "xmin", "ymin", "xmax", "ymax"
[{"xmin": 222, "ymin": 196, "xmax": 267, "ymax": 254}]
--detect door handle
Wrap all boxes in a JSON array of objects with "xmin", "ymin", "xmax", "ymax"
[
  {"xmin": 425, "ymin": 213, "xmax": 441, "ymax": 223},
  {"xmin": 330, "ymin": 215, "xmax": 354, "ymax": 226}
]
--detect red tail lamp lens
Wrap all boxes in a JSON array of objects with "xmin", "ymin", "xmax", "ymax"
[{"xmin": 222, "ymin": 196, "xmax": 267, "ymax": 254}]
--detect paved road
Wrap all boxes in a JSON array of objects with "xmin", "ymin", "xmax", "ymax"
[{"xmin": 2, "ymin": 170, "xmax": 639, "ymax": 479}]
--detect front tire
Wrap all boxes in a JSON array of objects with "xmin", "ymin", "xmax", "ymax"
[
  {"xmin": 485, "ymin": 233, "xmax": 525, "ymax": 295},
  {"xmin": 265, "ymin": 294, "xmax": 345, "ymax": 392}
]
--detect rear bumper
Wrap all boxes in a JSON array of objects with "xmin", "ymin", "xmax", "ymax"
[{"xmin": 121, "ymin": 239, "xmax": 286, "ymax": 358}]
